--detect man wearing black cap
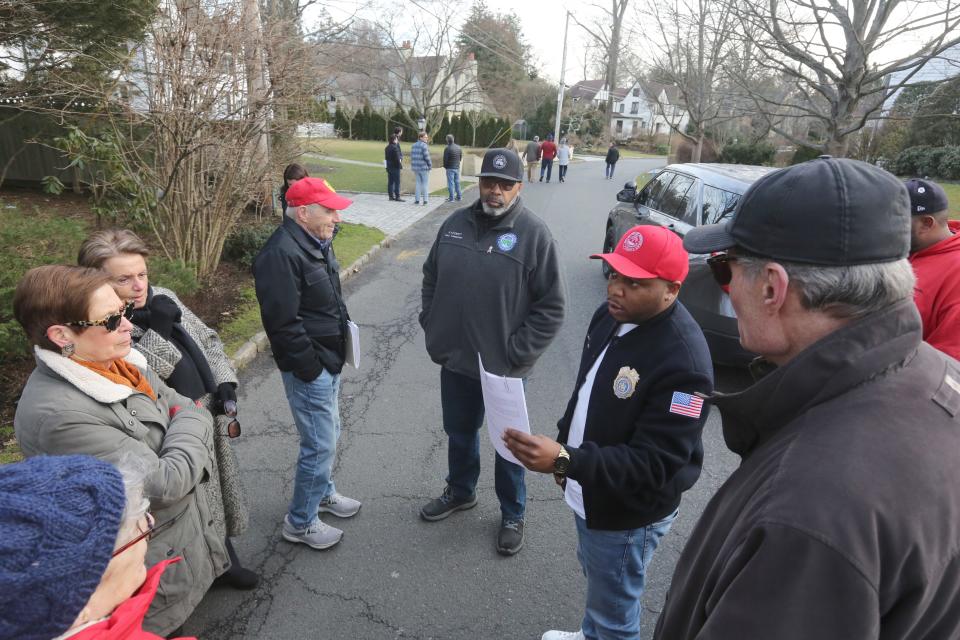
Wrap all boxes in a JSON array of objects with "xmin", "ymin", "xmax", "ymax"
[
  {"xmin": 905, "ymin": 178, "xmax": 960, "ymax": 360},
  {"xmin": 654, "ymin": 157, "xmax": 960, "ymax": 640},
  {"xmin": 419, "ymin": 147, "xmax": 565, "ymax": 556}
]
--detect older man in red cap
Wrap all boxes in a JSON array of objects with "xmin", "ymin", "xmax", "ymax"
[
  {"xmin": 504, "ymin": 225, "xmax": 713, "ymax": 640},
  {"xmin": 253, "ymin": 176, "xmax": 361, "ymax": 550}
]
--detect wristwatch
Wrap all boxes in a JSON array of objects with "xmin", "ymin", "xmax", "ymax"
[{"xmin": 553, "ymin": 445, "xmax": 571, "ymax": 476}]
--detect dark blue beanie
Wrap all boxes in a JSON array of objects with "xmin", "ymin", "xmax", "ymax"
[{"xmin": 0, "ymin": 455, "xmax": 125, "ymax": 640}]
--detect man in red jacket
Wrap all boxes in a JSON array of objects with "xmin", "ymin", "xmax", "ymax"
[
  {"xmin": 906, "ymin": 178, "xmax": 960, "ymax": 360},
  {"xmin": 539, "ymin": 133, "xmax": 558, "ymax": 183}
]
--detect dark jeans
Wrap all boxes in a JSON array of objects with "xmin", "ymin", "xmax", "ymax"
[
  {"xmin": 605, "ymin": 162, "xmax": 616, "ymax": 178},
  {"xmin": 440, "ymin": 367, "xmax": 526, "ymax": 521},
  {"xmin": 559, "ymin": 164, "xmax": 568, "ymax": 181},
  {"xmin": 540, "ymin": 158, "xmax": 554, "ymax": 181},
  {"xmin": 386, "ymin": 167, "xmax": 401, "ymax": 199}
]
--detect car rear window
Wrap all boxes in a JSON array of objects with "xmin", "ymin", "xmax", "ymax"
[{"xmin": 701, "ymin": 186, "xmax": 740, "ymax": 225}]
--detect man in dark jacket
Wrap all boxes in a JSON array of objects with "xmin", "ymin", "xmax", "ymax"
[
  {"xmin": 253, "ymin": 177, "xmax": 361, "ymax": 551},
  {"xmin": 419, "ymin": 148, "xmax": 566, "ymax": 556},
  {"xmin": 505, "ymin": 225, "xmax": 713, "ymax": 640},
  {"xmin": 443, "ymin": 134, "xmax": 463, "ymax": 202},
  {"xmin": 604, "ymin": 142, "xmax": 620, "ymax": 180},
  {"xmin": 654, "ymin": 157, "xmax": 960, "ymax": 640},
  {"xmin": 385, "ymin": 134, "xmax": 404, "ymax": 202}
]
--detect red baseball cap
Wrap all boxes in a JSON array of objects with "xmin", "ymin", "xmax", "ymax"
[
  {"xmin": 285, "ymin": 177, "xmax": 353, "ymax": 210},
  {"xmin": 591, "ymin": 225, "xmax": 689, "ymax": 282}
]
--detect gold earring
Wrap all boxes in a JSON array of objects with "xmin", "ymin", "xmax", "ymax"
[{"xmin": 61, "ymin": 343, "xmax": 75, "ymax": 357}]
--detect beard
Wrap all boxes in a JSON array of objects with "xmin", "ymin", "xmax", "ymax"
[{"xmin": 481, "ymin": 196, "xmax": 519, "ymax": 217}]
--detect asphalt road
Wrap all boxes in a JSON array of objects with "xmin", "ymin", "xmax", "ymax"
[{"xmin": 186, "ymin": 157, "xmax": 744, "ymax": 640}]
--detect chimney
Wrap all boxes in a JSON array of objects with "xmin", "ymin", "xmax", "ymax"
[{"xmin": 402, "ymin": 40, "xmax": 411, "ymax": 49}]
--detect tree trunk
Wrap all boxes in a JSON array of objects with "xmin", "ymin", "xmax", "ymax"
[{"xmin": 692, "ymin": 132, "xmax": 704, "ymax": 163}]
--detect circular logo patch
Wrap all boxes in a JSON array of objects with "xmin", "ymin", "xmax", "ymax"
[
  {"xmin": 497, "ymin": 233, "xmax": 518, "ymax": 252},
  {"xmin": 622, "ymin": 231, "xmax": 644, "ymax": 252},
  {"xmin": 492, "ymin": 154, "xmax": 508, "ymax": 170},
  {"xmin": 918, "ymin": 186, "xmax": 926, "ymax": 194}
]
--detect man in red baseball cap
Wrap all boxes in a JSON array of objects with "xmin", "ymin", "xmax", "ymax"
[{"xmin": 504, "ymin": 225, "xmax": 713, "ymax": 640}]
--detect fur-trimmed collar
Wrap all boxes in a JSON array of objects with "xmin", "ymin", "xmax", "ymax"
[{"xmin": 34, "ymin": 346, "xmax": 150, "ymax": 404}]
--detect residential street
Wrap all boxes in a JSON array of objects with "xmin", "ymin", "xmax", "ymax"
[{"xmin": 186, "ymin": 157, "xmax": 742, "ymax": 640}]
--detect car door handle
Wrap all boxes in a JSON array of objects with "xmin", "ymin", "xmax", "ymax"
[{"xmin": 666, "ymin": 223, "xmax": 675, "ymax": 229}]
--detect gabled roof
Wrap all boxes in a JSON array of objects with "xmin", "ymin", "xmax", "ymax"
[{"xmin": 568, "ymin": 79, "xmax": 628, "ymax": 102}]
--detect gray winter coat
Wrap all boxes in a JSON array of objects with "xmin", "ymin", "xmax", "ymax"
[
  {"xmin": 132, "ymin": 286, "xmax": 248, "ymax": 537},
  {"xmin": 14, "ymin": 347, "xmax": 230, "ymax": 636}
]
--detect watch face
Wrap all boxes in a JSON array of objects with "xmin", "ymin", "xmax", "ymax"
[{"xmin": 554, "ymin": 456, "xmax": 570, "ymax": 474}]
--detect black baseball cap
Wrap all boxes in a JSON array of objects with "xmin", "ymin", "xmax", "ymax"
[
  {"xmin": 904, "ymin": 178, "xmax": 949, "ymax": 215},
  {"xmin": 478, "ymin": 148, "xmax": 523, "ymax": 182},
  {"xmin": 683, "ymin": 156, "xmax": 911, "ymax": 265}
]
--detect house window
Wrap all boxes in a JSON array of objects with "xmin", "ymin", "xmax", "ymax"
[
  {"xmin": 618, "ymin": 103, "xmax": 624, "ymax": 113},
  {"xmin": 630, "ymin": 102, "xmax": 639, "ymax": 114},
  {"xmin": 632, "ymin": 120, "xmax": 638, "ymax": 134},
  {"xmin": 616, "ymin": 120, "xmax": 623, "ymax": 133},
  {"xmin": 655, "ymin": 123, "xmax": 663, "ymax": 133},
  {"xmin": 632, "ymin": 88, "xmax": 640, "ymax": 97}
]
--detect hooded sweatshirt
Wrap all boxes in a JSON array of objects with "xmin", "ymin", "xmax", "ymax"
[{"xmin": 910, "ymin": 219, "xmax": 960, "ymax": 360}]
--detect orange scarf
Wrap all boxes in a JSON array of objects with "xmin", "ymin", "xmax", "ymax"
[{"xmin": 74, "ymin": 358, "xmax": 158, "ymax": 402}]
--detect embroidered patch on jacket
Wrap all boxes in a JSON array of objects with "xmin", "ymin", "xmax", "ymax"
[
  {"xmin": 669, "ymin": 391, "xmax": 703, "ymax": 418},
  {"xmin": 622, "ymin": 231, "xmax": 644, "ymax": 252},
  {"xmin": 497, "ymin": 233, "xmax": 518, "ymax": 252},
  {"xmin": 613, "ymin": 366, "xmax": 640, "ymax": 399}
]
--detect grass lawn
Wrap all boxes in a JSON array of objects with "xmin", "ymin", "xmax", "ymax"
[
  {"xmin": 218, "ymin": 222, "xmax": 385, "ymax": 354},
  {"xmin": 301, "ymin": 157, "xmax": 388, "ymax": 192},
  {"xmin": 301, "ymin": 138, "xmax": 488, "ymax": 166},
  {"xmin": 940, "ymin": 182, "xmax": 960, "ymax": 220}
]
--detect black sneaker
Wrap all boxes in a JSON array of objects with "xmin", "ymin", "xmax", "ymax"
[
  {"xmin": 497, "ymin": 519, "xmax": 524, "ymax": 556},
  {"xmin": 420, "ymin": 486, "xmax": 478, "ymax": 521}
]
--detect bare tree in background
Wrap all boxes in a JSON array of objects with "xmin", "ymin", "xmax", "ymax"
[
  {"xmin": 572, "ymin": 0, "xmax": 631, "ymax": 122},
  {"xmin": 732, "ymin": 0, "xmax": 960, "ymax": 156}
]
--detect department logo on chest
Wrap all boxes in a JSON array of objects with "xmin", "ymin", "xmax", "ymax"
[{"xmin": 497, "ymin": 233, "xmax": 518, "ymax": 252}]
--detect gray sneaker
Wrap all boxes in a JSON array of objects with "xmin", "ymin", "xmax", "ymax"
[
  {"xmin": 318, "ymin": 492, "xmax": 362, "ymax": 518},
  {"xmin": 497, "ymin": 519, "xmax": 524, "ymax": 556},
  {"xmin": 282, "ymin": 515, "xmax": 343, "ymax": 550},
  {"xmin": 420, "ymin": 486, "xmax": 478, "ymax": 521}
]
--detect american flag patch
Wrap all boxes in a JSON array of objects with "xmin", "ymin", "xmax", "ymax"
[{"xmin": 669, "ymin": 392, "xmax": 704, "ymax": 418}]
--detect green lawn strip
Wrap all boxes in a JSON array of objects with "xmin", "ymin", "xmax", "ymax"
[
  {"xmin": 219, "ymin": 222, "xmax": 385, "ymax": 354},
  {"xmin": 0, "ymin": 423, "xmax": 21, "ymax": 464},
  {"xmin": 301, "ymin": 158, "xmax": 389, "ymax": 192},
  {"xmin": 939, "ymin": 182, "xmax": 959, "ymax": 220},
  {"xmin": 300, "ymin": 138, "xmax": 489, "ymax": 168}
]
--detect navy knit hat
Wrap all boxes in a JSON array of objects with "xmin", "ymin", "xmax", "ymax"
[{"xmin": 0, "ymin": 455, "xmax": 126, "ymax": 640}]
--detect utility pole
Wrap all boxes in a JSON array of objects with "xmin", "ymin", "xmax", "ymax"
[{"xmin": 553, "ymin": 11, "xmax": 570, "ymax": 143}]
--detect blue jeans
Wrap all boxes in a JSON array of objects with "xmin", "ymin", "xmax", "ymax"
[
  {"xmin": 386, "ymin": 168, "xmax": 401, "ymax": 199},
  {"xmin": 415, "ymin": 170, "xmax": 430, "ymax": 203},
  {"xmin": 281, "ymin": 369, "xmax": 341, "ymax": 529},
  {"xmin": 540, "ymin": 158, "xmax": 554, "ymax": 181},
  {"xmin": 605, "ymin": 162, "xmax": 616, "ymax": 178},
  {"xmin": 445, "ymin": 168, "xmax": 461, "ymax": 200},
  {"xmin": 440, "ymin": 367, "xmax": 525, "ymax": 521},
  {"xmin": 575, "ymin": 509, "xmax": 677, "ymax": 639}
]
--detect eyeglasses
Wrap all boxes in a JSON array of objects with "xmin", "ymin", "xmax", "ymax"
[
  {"xmin": 111, "ymin": 512, "xmax": 170, "ymax": 557},
  {"xmin": 479, "ymin": 177, "xmax": 518, "ymax": 191},
  {"xmin": 67, "ymin": 301, "xmax": 135, "ymax": 332},
  {"xmin": 706, "ymin": 253, "xmax": 739, "ymax": 287}
]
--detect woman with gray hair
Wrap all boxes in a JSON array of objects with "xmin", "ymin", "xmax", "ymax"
[{"xmin": 76, "ymin": 229, "xmax": 257, "ymax": 592}]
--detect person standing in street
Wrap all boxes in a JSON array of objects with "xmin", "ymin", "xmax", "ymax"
[
  {"xmin": 419, "ymin": 148, "xmax": 566, "ymax": 556},
  {"xmin": 604, "ymin": 142, "xmax": 620, "ymax": 180},
  {"xmin": 905, "ymin": 178, "xmax": 959, "ymax": 360},
  {"xmin": 539, "ymin": 133, "xmax": 558, "ymax": 183},
  {"xmin": 411, "ymin": 130, "xmax": 432, "ymax": 206},
  {"xmin": 443, "ymin": 134, "xmax": 463, "ymax": 202},
  {"xmin": 654, "ymin": 157, "xmax": 960, "ymax": 640},
  {"xmin": 525, "ymin": 135, "xmax": 542, "ymax": 182},
  {"xmin": 505, "ymin": 225, "xmax": 713, "ymax": 640},
  {"xmin": 253, "ymin": 177, "xmax": 362, "ymax": 551},
  {"xmin": 556, "ymin": 138, "xmax": 573, "ymax": 183},
  {"xmin": 385, "ymin": 134, "xmax": 404, "ymax": 202}
]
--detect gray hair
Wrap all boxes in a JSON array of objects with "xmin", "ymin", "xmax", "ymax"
[
  {"xmin": 112, "ymin": 454, "xmax": 150, "ymax": 543},
  {"xmin": 737, "ymin": 256, "xmax": 916, "ymax": 319},
  {"xmin": 533, "ymin": 135, "xmax": 539, "ymax": 141},
  {"xmin": 446, "ymin": 134, "xmax": 454, "ymax": 144}
]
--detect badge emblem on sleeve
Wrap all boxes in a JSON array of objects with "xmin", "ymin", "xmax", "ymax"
[{"xmin": 613, "ymin": 366, "xmax": 640, "ymax": 399}]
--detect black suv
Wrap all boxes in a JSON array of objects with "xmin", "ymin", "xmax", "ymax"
[{"xmin": 602, "ymin": 163, "xmax": 777, "ymax": 365}]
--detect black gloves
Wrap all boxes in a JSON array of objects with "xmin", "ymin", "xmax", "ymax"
[
  {"xmin": 148, "ymin": 294, "xmax": 183, "ymax": 339},
  {"xmin": 217, "ymin": 382, "xmax": 238, "ymax": 417}
]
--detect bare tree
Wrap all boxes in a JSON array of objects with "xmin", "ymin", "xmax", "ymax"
[
  {"xmin": 572, "ymin": 0, "xmax": 632, "ymax": 121},
  {"xmin": 732, "ymin": 0, "xmax": 960, "ymax": 156}
]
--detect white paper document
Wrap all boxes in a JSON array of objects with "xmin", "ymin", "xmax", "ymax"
[
  {"xmin": 478, "ymin": 354, "xmax": 531, "ymax": 466},
  {"xmin": 346, "ymin": 321, "xmax": 360, "ymax": 368}
]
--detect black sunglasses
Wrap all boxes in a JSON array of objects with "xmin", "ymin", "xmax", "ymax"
[
  {"xmin": 479, "ymin": 177, "xmax": 518, "ymax": 191},
  {"xmin": 706, "ymin": 253, "xmax": 739, "ymax": 287},
  {"xmin": 68, "ymin": 301, "xmax": 135, "ymax": 332}
]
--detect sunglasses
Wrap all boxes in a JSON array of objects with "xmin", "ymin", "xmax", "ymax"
[
  {"xmin": 112, "ymin": 512, "xmax": 176, "ymax": 557},
  {"xmin": 68, "ymin": 301, "xmax": 135, "ymax": 332},
  {"xmin": 479, "ymin": 177, "xmax": 518, "ymax": 191},
  {"xmin": 706, "ymin": 253, "xmax": 739, "ymax": 287}
]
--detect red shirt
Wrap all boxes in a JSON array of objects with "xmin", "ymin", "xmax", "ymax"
[
  {"xmin": 540, "ymin": 140, "xmax": 558, "ymax": 160},
  {"xmin": 910, "ymin": 220, "xmax": 960, "ymax": 360}
]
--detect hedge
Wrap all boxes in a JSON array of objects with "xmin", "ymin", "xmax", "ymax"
[
  {"xmin": 331, "ymin": 105, "xmax": 511, "ymax": 147},
  {"xmin": 889, "ymin": 145, "xmax": 960, "ymax": 180}
]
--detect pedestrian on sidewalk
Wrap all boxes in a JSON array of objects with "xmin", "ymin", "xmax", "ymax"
[
  {"xmin": 905, "ymin": 178, "xmax": 959, "ymax": 359},
  {"xmin": 385, "ymin": 134, "xmax": 404, "ymax": 202},
  {"xmin": 419, "ymin": 148, "xmax": 566, "ymax": 556},
  {"xmin": 557, "ymin": 138, "xmax": 573, "ymax": 183},
  {"xmin": 539, "ymin": 133, "xmax": 558, "ymax": 182},
  {"xmin": 253, "ymin": 177, "xmax": 362, "ymax": 552},
  {"xmin": 505, "ymin": 225, "xmax": 713, "ymax": 640},
  {"xmin": 411, "ymin": 131, "xmax": 432, "ymax": 206},
  {"xmin": 655, "ymin": 158, "xmax": 960, "ymax": 640},
  {"xmin": 443, "ymin": 134, "xmax": 463, "ymax": 202},
  {"xmin": 525, "ymin": 136, "xmax": 542, "ymax": 182},
  {"xmin": 604, "ymin": 142, "xmax": 620, "ymax": 180}
]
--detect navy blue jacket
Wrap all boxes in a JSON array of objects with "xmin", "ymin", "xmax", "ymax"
[{"xmin": 558, "ymin": 301, "xmax": 713, "ymax": 530}]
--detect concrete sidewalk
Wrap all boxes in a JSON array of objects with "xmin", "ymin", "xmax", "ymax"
[{"xmin": 340, "ymin": 188, "xmax": 475, "ymax": 236}]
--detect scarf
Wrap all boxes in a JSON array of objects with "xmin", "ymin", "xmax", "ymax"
[{"xmin": 73, "ymin": 358, "xmax": 157, "ymax": 401}]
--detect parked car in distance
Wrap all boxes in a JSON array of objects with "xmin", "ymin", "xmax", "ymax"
[{"xmin": 602, "ymin": 163, "xmax": 778, "ymax": 365}]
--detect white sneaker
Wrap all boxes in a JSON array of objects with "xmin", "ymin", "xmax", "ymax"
[
  {"xmin": 541, "ymin": 631, "xmax": 585, "ymax": 640},
  {"xmin": 282, "ymin": 515, "xmax": 343, "ymax": 549},
  {"xmin": 318, "ymin": 492, "xmax": 362, "ymax": 518}
]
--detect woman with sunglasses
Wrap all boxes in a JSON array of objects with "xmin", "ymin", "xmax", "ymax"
[
  {"xmin": 12, "ymin": 265, "xmax": 228, "ymax": 637},
  {"xmin": 77, "ymin": 229, "xmax": 258, "ymax": 592}
]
